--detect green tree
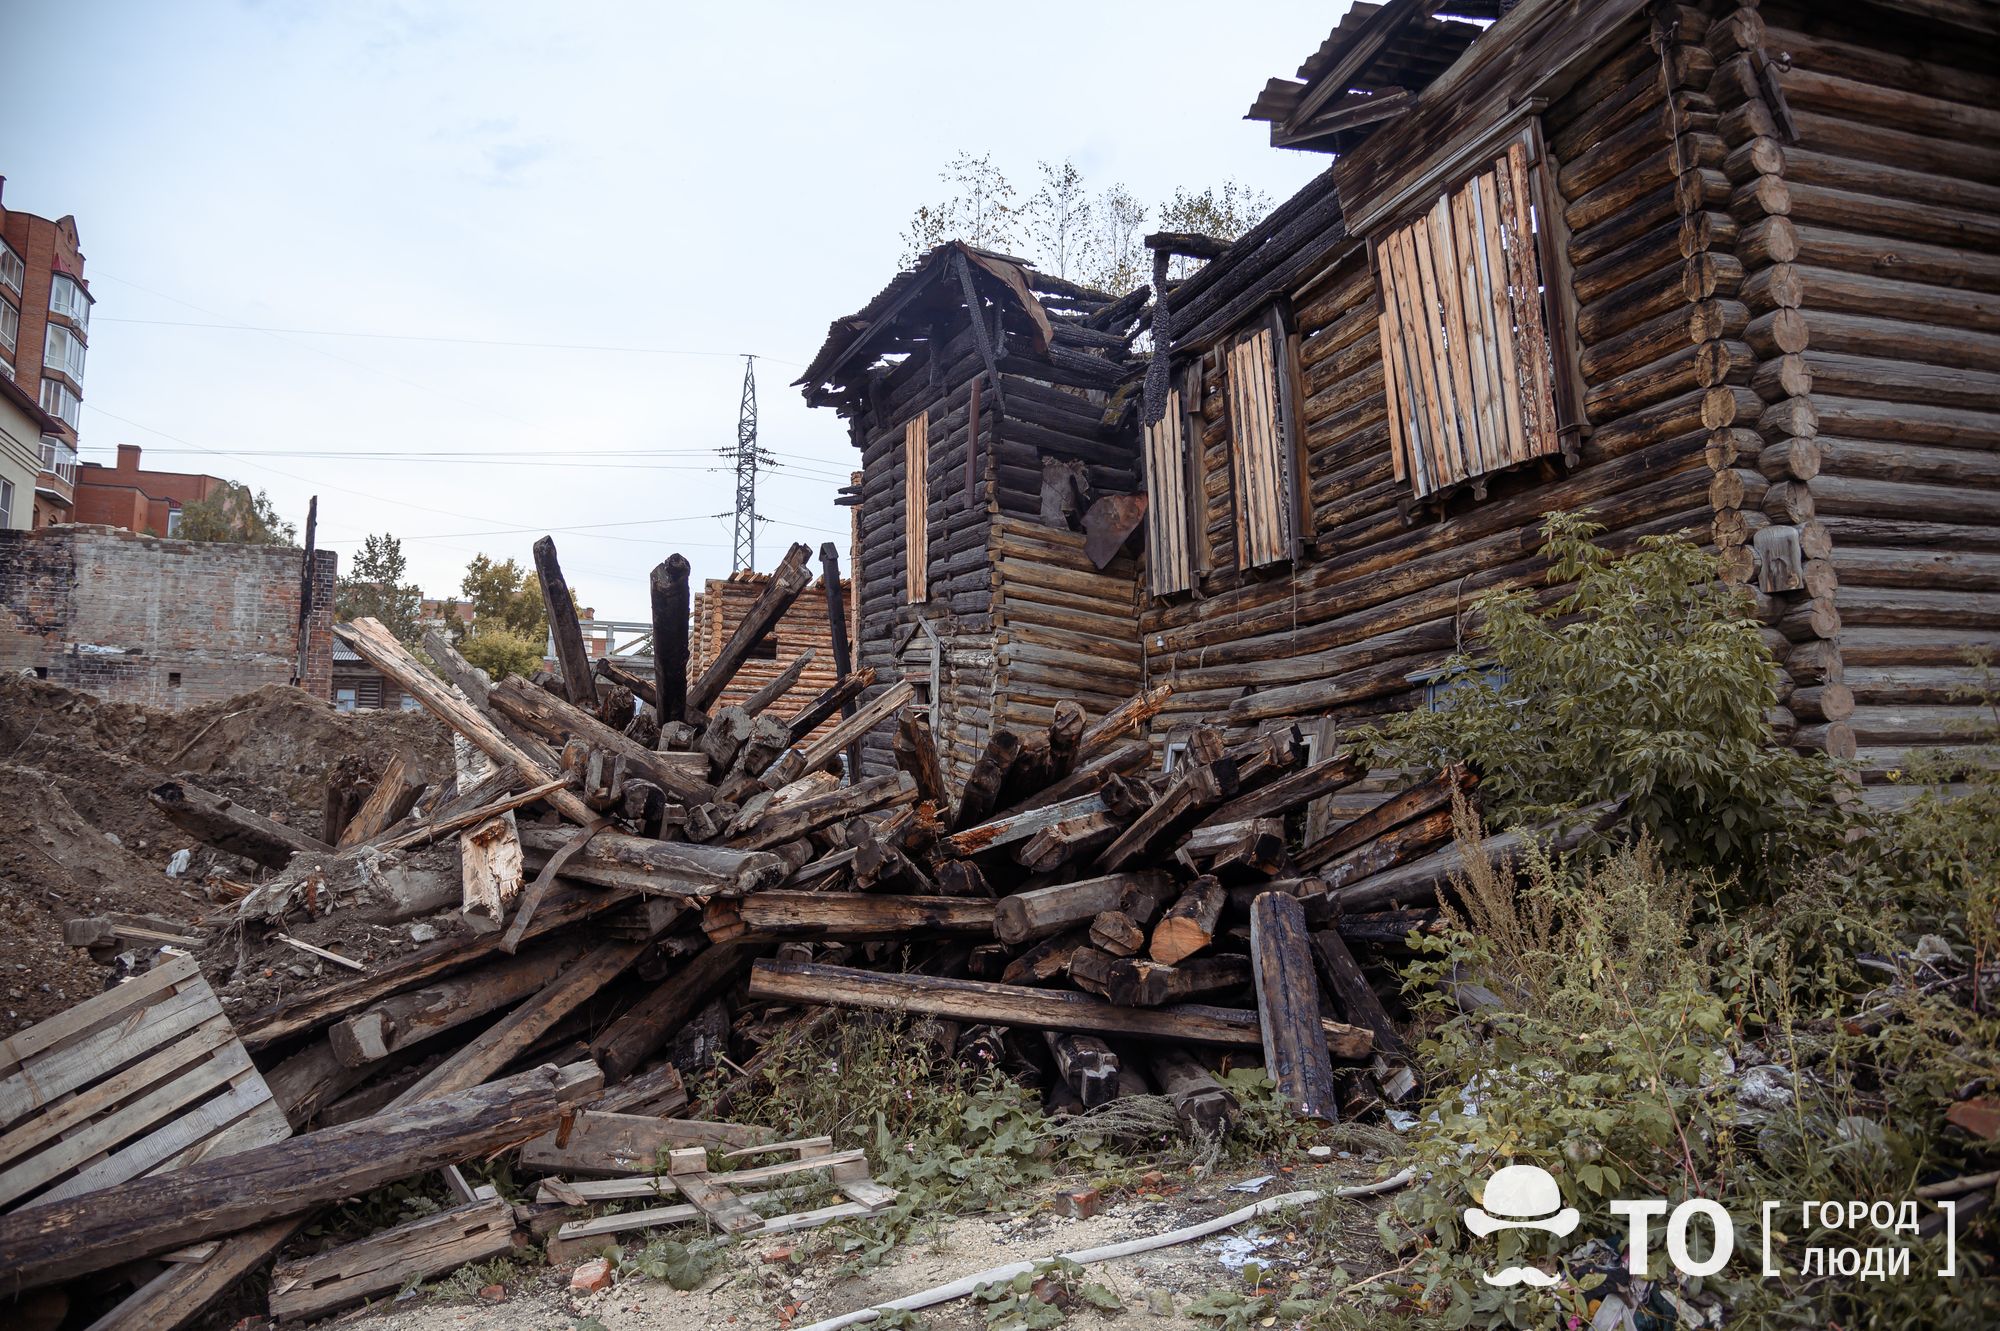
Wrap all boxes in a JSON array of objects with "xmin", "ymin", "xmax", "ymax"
[
  {"xmin": 334, "ymin": 533, "xmax": 424, "ymax": 644},
  {"xmin": 1359, "ymin": 511, "xmax": 1848, "ymax": 883},
  {"xmin": 459, "ymin": 554, "xmax": 551, "ymax": 641},
  {"xmin": 456, "ymin": 627, "xmax": 546, "ymax": 681},
  {"xmin": 173, "ymin": 482, "xmax": 296, "ymax": 545}
]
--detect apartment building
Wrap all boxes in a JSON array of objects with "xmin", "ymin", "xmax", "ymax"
[{"xmin": 0, "ymin": 177, "xmax": 90, "ymax": 528}]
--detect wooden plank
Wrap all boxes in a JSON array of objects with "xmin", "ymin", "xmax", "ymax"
[
  {"xmin": 1387, "ymin": 225, "xmax": 1452, "ymax": 497},
  {"xmin": 1410, "ymin": 211, "xmax": 1469, "ymax": 486},
  {"xmin": 267, "ymin": 1197, "xmax": 518, "ymax": 1322},
  {"xmin": 0, "ymin": 953, "xmax": 198, "ymax": 1073},
  {"xmin": 518, "ymin": 1110, "xmax": 774, "ymax": 1175},
  {"xmin": 1451, "ymin": 178, "xmax": 1502, "ymax": 478},
  {"xmin": 1428, "ymin": 193, "xmax": 1483, "ymax": 482},
  {"xmin": 905, "ymin": 413, "xmax": 929, "ymax": 602},
  {"xmin": 44, "ymin": 1072, "xmax": 274, "ymax": 1204},
  {"xmin": 1377, "ymin": 298, "xmax": 1410, "ymax": 485},
  {"xmin": 0, "ymin": 983, "xmax": 218, "ymax": 1127},
  {"xmin": 0, "ymin": 1017, "xmax": 235, "ymax": 1181},
  {"xmin": 1476, "ymin": 167, "xmax": 1529, "ymax": 464}
]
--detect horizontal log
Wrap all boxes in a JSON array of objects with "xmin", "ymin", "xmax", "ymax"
[
  {"xmin": 747, "ymin": 960, "xmax": 1372, "ymax": 1055},
  {"xmin": 702, "ymin": 892, "xmax": 995, "ymax": 942}
]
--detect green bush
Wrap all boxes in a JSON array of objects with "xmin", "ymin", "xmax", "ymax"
[{"xmin": 1358, "ymin": 512, "xmax": 1847, "ymax": 887}]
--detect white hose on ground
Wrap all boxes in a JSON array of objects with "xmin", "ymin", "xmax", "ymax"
[{"xmin": 793, "ymin": 1166, "xmax": 1418, "ymax": 1331}]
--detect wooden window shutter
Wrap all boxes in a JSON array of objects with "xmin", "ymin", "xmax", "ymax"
[
  {"xmin": 1377, "ymin": 139, "xmax": 1561, "ymax": 499},
  {"xmin": 904, "ymin": 412, "xmax": 929, "ymax": 603},
  {"xmin": 1142, "ymin": 386, "xmax": 1194, "ymax": 596},
  {"xmin": 1224, "ymin": 321, "xmax": 1296, "ymax": 570}
]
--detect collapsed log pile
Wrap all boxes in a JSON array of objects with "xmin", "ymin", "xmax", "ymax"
[{"xmin": 3, "ymin": 537, "xmax": 1495, "ymax": 1328}]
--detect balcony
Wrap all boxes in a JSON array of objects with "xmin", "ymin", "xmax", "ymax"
[{"xmin": 37, "ymin": 434, "xmax": 76, "ymax": 505}]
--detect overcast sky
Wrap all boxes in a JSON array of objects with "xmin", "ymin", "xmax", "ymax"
[{"xmin": 3, "ymin": 1, "xmax": 1340, "ymax": 621}]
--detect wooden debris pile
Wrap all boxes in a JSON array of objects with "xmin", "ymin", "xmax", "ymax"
[{"xmin": 5, "ymin": 536, "xmax": 1494, "ymax": 1328}]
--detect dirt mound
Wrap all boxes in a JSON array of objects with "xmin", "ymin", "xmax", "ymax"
[
  {"xmin": 0, "ymin": 765, "xmax": 199, "ymax": 1030},
  {"xmin": 0, "ymin": 676, "xmax": 454, "ymax": 1032}
]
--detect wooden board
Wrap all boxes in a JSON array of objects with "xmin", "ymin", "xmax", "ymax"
[
  {"xmin": 1224, "ymin": 324, "xmax": 1294, "ymax": 569},
  {"xmin": 1374, "ymin": 143, "xmax": 1563, "ymax": 498},
  {"xmin": 0, "ymin": 954, "xmax": 291, "ymax": 1212},
  {"xmin": 1143, "ymin": 386, "xmax": 1193, "ymax": 595},
  {"xmin": 905, "ymin": 411, "xmax": 930, "ymax": 603},
  {"xmin": 267, "ymin": 1197, "xmax": 517, "ymax": 1322},
  {"xmin": 518, "ymin": 1110, "xmax": 775, "ymax": 1175}
]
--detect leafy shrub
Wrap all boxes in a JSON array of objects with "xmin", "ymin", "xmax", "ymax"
[{"xmin": 1358, "ymin": 512, "xmax": 1847, "ymax": 886}]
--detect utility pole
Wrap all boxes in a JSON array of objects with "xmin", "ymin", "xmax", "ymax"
[{"xmin": 724, "ymin": 353, "xmax": 775, "ymax": 574}]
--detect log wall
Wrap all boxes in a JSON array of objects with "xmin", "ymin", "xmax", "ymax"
[
  {"xmin": 1140, "ymin": 12, "xmax": 1719, "ymax": 768},
  {"xmin": 690, "ymin": 573, "xmax": 849, "ymax": 743},
  {"xmin": 1743, "ymin": 0, "xmax": 2000, "ymax": 778},
  {"xmin": 849, "ymin": 325, "xmax": 1143, "ymax": 782}
]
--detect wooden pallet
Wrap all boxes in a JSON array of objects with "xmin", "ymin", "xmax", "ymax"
[
  {"xmin": 534, "ymin": 1135, "xmax": 897, "ymax": 1253},
  {"xmin": 0, "ymin": 953, "xmax": 291, "ymax": 1211}
]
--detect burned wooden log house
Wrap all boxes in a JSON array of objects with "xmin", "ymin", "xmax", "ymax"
[
  {"xmin": 797, "ymin": 242, "xmax": 1150, "ymax": 787},
  {"xmin": 805, "ymin": 0, "xmax": 1999, "ymax": 798}
]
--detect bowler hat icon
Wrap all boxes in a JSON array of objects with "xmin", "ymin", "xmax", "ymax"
[{"xmin": 1463, "ymin": 1164, "xmax": 1579, "ymax": 1238}]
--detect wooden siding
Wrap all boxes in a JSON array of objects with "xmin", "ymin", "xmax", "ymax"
[
  {"xmin": 904, "ymin": 413, "xmax": 929, "ymax": 603},
  {"xmin": 1142, "ymin": 387, "xmax": 1194, "ymax": 595},
  {"xmin": 1224, "ymin": 323, "xmax": 1297, "ymax": 568},
  {"xmin": 1376, "ymin": 140, "xmax": 1561, "ymax": 496}
]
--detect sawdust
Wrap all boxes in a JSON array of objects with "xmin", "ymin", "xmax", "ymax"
[{"xmin": 0, "ymin": 675, "xmax": 453, "ymax": 1032}]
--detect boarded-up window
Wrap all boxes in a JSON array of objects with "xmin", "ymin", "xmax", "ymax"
[
  {"xmin": 1224, "ymin": 316, "xmax": 1298, "ymax": 570},
  {"xmin": 1142, "ymin": 386, "xmax": 1193, "ymax": 596},
  {"xmin": 904, "ymin": 411, "xmax": 928, "ymax": 602},
  {"xmin": 1376, "ymin": 140, "xmax": 1560, "ymax": 500}
]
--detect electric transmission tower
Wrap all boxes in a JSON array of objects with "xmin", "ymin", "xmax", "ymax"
[{"xmin": 721, "ymin": 354, "xmax": 776, "ymax": 572}]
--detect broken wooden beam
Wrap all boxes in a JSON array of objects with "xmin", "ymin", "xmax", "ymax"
[
  {"xmin": 334, "ymin": 752, "xmax": 426, "ymax": 850},
  {"xmin": 267, "ymin": 1197, "xmax": 518, "ymax": 1322},
  {"xmin": 1149, "ymin": 875, "xmax": 1227, "ymax": 964},
  {"xmin": 796, "ymin": 679, "xmax": 917, "ymax": 774},
  {"xmin": 147, "ymin": 780, "xmax": 330, "ymax": 868},
  {"xmin": 328, "ymin": 938, "xmax": 589, "ymax": 1068},
  {"xmin": 334, "ymin": 618, "xmax": 599, "ymax": 826},
  {"xmin": 588, "ymin": 941, "xmax": 751, "ymax": 1083},
  {"xmin": 701, "ymin": 892, "xmax": 995, "ymax": 943},
  {"xmin": 1147, "ymin": 1046, "xmax": 1240, "ymax": 1136},
  {"xmin": 1250, "ymin": 892, "xmax": 1338, "ymax": 1121},
  {"xmin": 489, "ymin": 675, "xmax": 713, "ymax": 805},
  {"xmin": 650, "ymin": 554, "xmax": 691, "ymax": 725},
  {"xmin": 747, "ymin": 960, "xmax": 1372, "ymax": 1054},
  {"xmin": 387, "ymin": 944, "xmax": 644, "ymax": 1108},
  {"xmin": 533, "ymin": 536, "xmax": 598, "ymax": 709},
  {"xmin": 993, "ymin": 871, "xmax": 1173, "ymax": 945},
  {"xmin": 0, "ymin": 1061, "xmax": 601, "ymax": 1291},
  {"xmin": 517, "ymin": 821, "xmax": 790, "ymax": 897},
  {"xmin": 1310, "ymin": 929, "xmax": 1417, "ymax": 1103}
]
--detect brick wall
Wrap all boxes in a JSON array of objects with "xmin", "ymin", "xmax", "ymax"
[{"xmin": 0, "ymin": 524, "xmax": 336, "ymax": 709}]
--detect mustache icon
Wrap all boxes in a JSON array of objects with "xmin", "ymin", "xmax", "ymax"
[{"xmin": 1481, "ymin": 1265, "xmax": 1562, "ymax": 1288}]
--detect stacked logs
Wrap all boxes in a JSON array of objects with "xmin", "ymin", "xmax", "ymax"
[{"xmin": 205, "ymin": 538, "xmax": 1486, "ymax": 1163}]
